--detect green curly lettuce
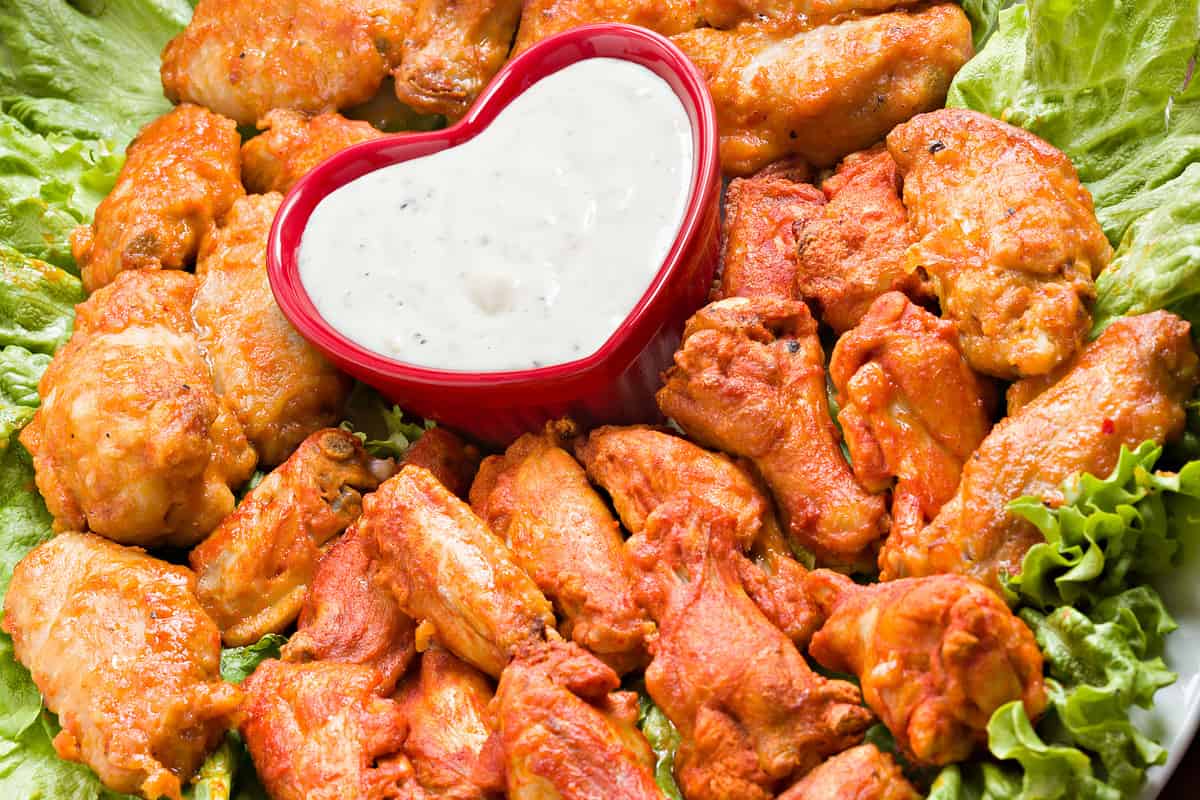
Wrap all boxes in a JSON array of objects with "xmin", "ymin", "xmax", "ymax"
[
  {"xmin": 220, "ymin": 635, "xmax": 286, "ymax": 685},
  {"xmin": 636, "ymin": 692, "xmax": 684, "ymax": 800},
  {"xmin": 960, "ymin": 0, "xmax": 1007, "ymax": 50}
]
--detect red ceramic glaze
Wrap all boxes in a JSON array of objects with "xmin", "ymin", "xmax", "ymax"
[{"xmin": 267, "ymin": 24, "xmax": 721, "ymax": 446}]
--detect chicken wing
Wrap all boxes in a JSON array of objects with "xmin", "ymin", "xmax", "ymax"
[
  {"xmin": 717, "ymin": 160, "xmax": 825, "ymax": 301},
  {"xmin": 880, "ymin": 311, "xmax": 1199, "ymax": 589},
  {"xmin": 395, "ymin": 645, "xmax": 504, "ymax": 799},
  {"xmin": 70, "ymin": 104, "xmax": 242, "ymax": 293},
  {"xmin": 161, "ymin": 0, "xmax": 411, "ymax": 126},
  {"xmin": 192, "ymin": 193, "xmax": 353, "ymax": 466},
  {"xmin": 19, "ymin": 270, "xmax": 256, "ymax": 546},
  {"xmin": 794, "ymin": 147, "xmax": 933, "ymax": 333},
  {"xmin": 830, "ymin": 292, "xmax": 994, "ymax": 543},
  {"xmin": 401, "ymin": 427, "xmax": 483, "ymax": 499},
  {"xmin": 470, "ymin": 421, "xmax": 653, "ymax": 673},
  {"xmin": 887, "ymin": 108, "xmax": 1113, "ymax": 379},
  {"xmin": 576, "ymin": 425, "xmax": 822, "ymax": 645},
  {"xmin": 240, "ymin": 660, "xmax": 417, "ymax": 800},
  {"xmin": 393, "ymin": 0, "xmax": 523, "ymax": 120},
  {"xmin": 658, "ymin": 298, "xmax": 888, "ymax": 568},
  {"xmin": 241, "ymin": 110, "xmax": 385, "ymax": 194},
  {"xmin": 776, "ymin": 744, "xmax": 918, "ymax": 800},
  {"xmin": 632, "ymin": 503, "xmax": 872, "ymax": 800},
  {"xmin": 371, "ymin": 465, "xmax": 557, "ymax": 678},
  {"xmin": 2, "ymin": 533, "xmax": 241, "ymax": 800},
  {"xmin": 806, "ymin": 570, "xmax": 1046, "ymax": 766},
  {"xmin": 672, "ymin": 5, "xmax": 973, "ymax": 175},
  {"xmin": 190, "ymin": 429, "xmax": 392, "ymax": 646},
  {"xmin": 513, "ymin": 0, "xmax": 700, "ymax": 54},
  {"xmin": 495, "ymin": 639, "xmax": 662, "ymax": 800}
]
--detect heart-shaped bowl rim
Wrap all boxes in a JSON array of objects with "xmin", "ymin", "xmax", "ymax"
[{"xmin": 267, "ymin": 22, "xmax": 719, "ymax": 397}]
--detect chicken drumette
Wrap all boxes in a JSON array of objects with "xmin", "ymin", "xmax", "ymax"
[{"xmin": 241, "ymin": 110, "xmax": 385, "ymax": 195}]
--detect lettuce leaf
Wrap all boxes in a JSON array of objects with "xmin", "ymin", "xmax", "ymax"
[
  {"xmin": 1007, "ymin": 443, "xmax": 1200, "ymax": 608},
  {"xmin": 636, "ymin": 692, "xmax": 684, "ymax": 800},
  {"xmin": 220, "ymin": 635, "xmax": 286, "ymax": 685},
  {"xmin": 0, "ymin": 0, "xmax": 192, "ymax": 143},
  {"xmin": 960, "ymin": 0, "xmax": 1006, "ymax": 50},
  {"xmin": 946, "ymin": 0, "xmax": 1200, "ymax": 334}
]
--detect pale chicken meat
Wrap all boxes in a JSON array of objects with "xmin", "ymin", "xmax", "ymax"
[
  {"xmin": 70, "ymin": 104, "xmax": 243, "ymax": 293},
  {"xmin": 880, "ymin": 312, "xmax": 1199, "ymax": 590},
  {"xmin": 189, "ymin": 429, "xmax": 392, "ymax": 646},
  {"xmin": 887, "ymin": 108, "xmax": 1113, "ymax": 378},
  {"xmin": 371, "ymin": 465, "xmax": 557, "ymax": 678},
  {"xmin": 672, "ymin": 5, "xmax": 973, "ymax": 175},
  {"xmin": 576, "ymin": 425, "xmax": 823, "ymax": 645},
  {"xmin": 2, "ymin": 533, "xmax": 241, "ymax": 800},
  {"xmin": 658, "ymin": 298, "xmax": 889, "ymax": 569},
  {"xmin": 394, "ymin": 645, "xmax": 504, "ymax": 799},
  {"xmin": 806, "ymin": 570, "xmax": 1047, "ymax": 766},
  {"xmin": 470, "ymin": 420, "xmax": 653, "ymax": 673},
  {"xmin": 241, "ymin": 110, "xmax": 385, "ymax": 195},
  {"xmin": 240, "ymin": 660, "xmax": 418, "ymax": 800},
  {"xmin": 494, "ymin": 640, "xmax": 663, "ymax": 800},
  {"xmin": 830, "ymin": 292, "xmax": 994, "ymax": 543},
  {"xmin": 777, "ymin": 744, "xmax": 918, "ymax": 800},
  {"xmin": 161, "ymin": 0, "xmax": 412, "ymax": 125},
  {"xmin": 19, "ymin": 270, "xmax": 256, "ymax": 547}
]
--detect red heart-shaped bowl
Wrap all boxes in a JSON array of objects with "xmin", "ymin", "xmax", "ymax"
[{"xmin": 267, "ymin": 23, "xmax": 720, "ymax": 446}]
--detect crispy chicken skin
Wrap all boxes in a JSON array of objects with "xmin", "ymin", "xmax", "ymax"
[
  {"xmin": 394, "ymin": 0, "xmax": 523, "ymax": 119},
  {"xmin": 717, "ymin": 161, "xmax": 825, "ymax": 301},
  {"xmin": 576, "ymin": 425, "xmax": 823, "ymax": 645},
  {"xmin": 881, "ymin": 312, "xmax": 1200, "ymax": 589},
  {"xmin": 161, "ymin": 0, "xmax": 411, "ymax": 126},
  {"xmin": 776, "ymin": 744, "xmax": 918, "ymax": 800},
  {"xmin": 20, "ymin": 271, "xmax": 256, "ymax": 547},
  {"xmin": 470, "ymin": 421, "xmax": 652, "ymax": 674},
  {"xmin": 830, "ymin": 293, "xmax": 994, "ymax": 542},
  {"xmin": 395, "ymin": 645, "xmax": 504, "ymax": 799},
  {"xmin": 241, "ymin": 110, "xmax": 385, "ymax": 195},
  {"xmin": 193, "ymin": 193, "xmax": 353, "ymax": 466},
  {"xmin": 71, "ymin": 104, "xmax": 242, "ymax": 293},
  {"xmin": 672, "ymin": 5, "xmax": 973, "ymax": 175},
  {"xmin": 513, "ymin": 0, "xmax": 700, "ymax": 54},
  {"xmin": 240, "ymin": 660, "xmax": 418, "ymax": 800},
  {"xmin": 2, "ymin": 533, "xmax": 241, "ymax": 800},
  {"xmin": 494, "ymin": 640, "xmax": 662, "ymax": 800},
  {"xmin": 888, "ymin": 109, "xmax": 1113, "ymax": 379},
  {"xmin": 402, "ymin": 427, "xmax": 483, "ymax": 499},
  {"xmin": 806, "ymin": 570, "xmax": 1047, "ymax": 766},
  {"xmin": 190, "ymin": 429, "xmax": 392, "ymax": 646},
  {"xmin": 631, "ymin": 503, "xmax": 873, "ymax": 800},
  {"xmin": 658, "ymin": 298, "xmax": 889, "ymax": 568},
  {"xmin": 372, "ymin": 465, "xmax": 557, "ymax": 678},
  {"xmin": 795, "ymin": 148, "xmax": 933, "ymax": 333}
]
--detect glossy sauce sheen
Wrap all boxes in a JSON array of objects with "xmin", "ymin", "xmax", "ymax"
[{"xmin": 299, "ymin": 58, "xmax": 694, "ymax": 372}]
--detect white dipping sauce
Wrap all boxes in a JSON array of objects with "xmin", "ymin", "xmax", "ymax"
[{"xmin": 299, "ymin": 58, "xmax": 694, "ymax": 372}]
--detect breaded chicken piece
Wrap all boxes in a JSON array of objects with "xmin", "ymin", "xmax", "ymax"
[
  {"xmin": 777, "ymin": 744, "xmax": 918, "ymax": 800},
  {"xmin": 372, "ymin": 466, "xmax": 557, "ymax": 678},
  {"xmin": 189, "ymin": 429, "xmax": 392, "ymax": 646},
  {"xmin": 240, "ymin": 660, "xmax": 418, "ymax": 800},
  {"xmin": 393, "ymin": 0, "xmax": 523, "ymax": 119},
  {"xmin": 282, "ymin": 433, "xmax": 478, "ymax": 691},
  {"xmin": 2, "ymin": 533, "xmax": 241, "ymax": 800},
  {"xmin": 395, "ymin": 646, "xmax": 504, "ymax": 799},
  {"xmin": 161, "ymin": 0, "xmax": 411, "ymax": 126},
  {"xmin": 495, "ymin": 640, "xmax": 662, "ymax": 800},
  {"xmin": 795, "ymin": 148, "xmax": 933, "ymax": 333},
  {"xmin": 830, "ymin": 293, "xmax": 994, "ymax": 543},
  {"xmin": 576, "ymin": 425, "xmax": 823, "ymax": 645},
  {"xmin": 470, "ymin": 421, "xmax": 653, "ymax": 673},
  {"xmin": 880, "ymin": 312, "xmax": 1199, "ymax": 590},
  {"xmin": 632, "ymin": 503, "xmax": 872, "ymax": 800},
  {"xmin": 806, "ymin": 570, "xmax": 1046, "ymax": 766},
  {"xmin": 20, "ymin": 271, "xmax": 256, "ymax": 547},
  {"xmin": 888, "ymin": 109, "xmax": 1113, "ymax": 378},
  {"xmin": 241, "ymin": 110, "xmax": 385, "ymax": 194},
  {"xmin": 192, "ymin": 193, "xmax": 353, "ymax": 466},
  {"xmin": 658, "ymin": 298, "xmax": 889, "ymax": 569},
  {"xmin": 717, "ymin": 160, "xmax": 825, "ymax": 301},
  {"xmin": 513, "ymin": 0, "xmax": 700, "ymax": 54},
  {"xmin": 71, "ymin": 104, "xmax": 242, "ymax": 293},
  {"xmin": 672, "ymin": 5, "xmax": 973, "ymax": 175}
]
